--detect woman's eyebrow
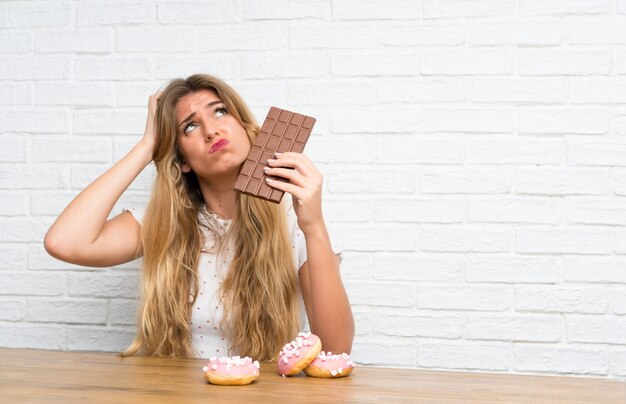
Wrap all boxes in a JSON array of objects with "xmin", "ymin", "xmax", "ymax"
[{"xmin": 178, "ymin": 100, "xmax": 223, "ymax": 128}]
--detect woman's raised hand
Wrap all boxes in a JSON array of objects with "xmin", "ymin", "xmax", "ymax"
[
  {"xmin": 140, "ymin": 91, "xmax": 162, "ymax": 155},
  {"xmin": 264, "ymin": 152, "xmax": 325, "ymax": 234}
]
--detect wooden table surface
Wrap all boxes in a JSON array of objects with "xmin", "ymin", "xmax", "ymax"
[{"xmin": 0, "ymin": 348, "xmax": 624, "ymax": 403}]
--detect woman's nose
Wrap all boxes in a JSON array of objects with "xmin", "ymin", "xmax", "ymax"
[{"xmin": 205, "ymin": 128, "xmax": 218, "ymax": 142}]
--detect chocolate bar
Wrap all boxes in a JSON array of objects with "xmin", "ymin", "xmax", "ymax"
[{"xmin": 234, "ymin": 107, "xmax": 316, "ymax": 203}]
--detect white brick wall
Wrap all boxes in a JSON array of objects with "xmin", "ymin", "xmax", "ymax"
[{"xmin": 2, "ymin": 0, "xmax": 626, "ymax": 380}]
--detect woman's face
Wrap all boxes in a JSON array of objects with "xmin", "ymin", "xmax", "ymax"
[{"xmin": 174, "ymin": 89, "xmax": 251, "ymax": 181}]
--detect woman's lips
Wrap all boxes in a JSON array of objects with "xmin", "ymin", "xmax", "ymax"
[{"xmin": 209, "ymin": 139, "xmax": 229, "ymax": 154}]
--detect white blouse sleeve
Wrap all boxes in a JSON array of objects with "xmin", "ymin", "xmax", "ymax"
[
  {"xmin": 122, "ymin": 206, "xmax": 146, "ymax": 225},
  {"xmin": 284, "ymin": 200, "xmax": 343, "ymax": 273}
]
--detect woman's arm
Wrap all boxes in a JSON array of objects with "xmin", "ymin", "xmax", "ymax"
[
  {"xmin": 299, "ymin": 227, "xmax": 354, "ymax": 354},
  {"xmin": 44, "ymin": 93, "xmax": 160, "ymax": 267},
  {"xmin": 264, "ymin": 152, "xmax": 355, "ymax": 353}
]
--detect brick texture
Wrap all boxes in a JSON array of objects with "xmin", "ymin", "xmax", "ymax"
[{"xmin": 2, "ymin": 0, "xmax": 626, "ymax": 379}]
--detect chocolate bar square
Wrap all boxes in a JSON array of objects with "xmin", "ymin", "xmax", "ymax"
[{"xmin": 234, "ymin": 106, "xmax": 316, "ymax": 203}]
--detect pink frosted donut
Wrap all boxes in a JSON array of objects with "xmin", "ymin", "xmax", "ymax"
[
  {"xmin": 277, "ymin": 332, "xmax": 322, "ymax": 376},
  {"xmin": 202, "ymin": 356, "xmax": 260, "ymax": 386},
  {"xmin": 303, "ymin": 351, "xmax": 355, "ymax": 378}
]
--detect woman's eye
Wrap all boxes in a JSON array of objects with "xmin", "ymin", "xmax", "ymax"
[
  {"xmin": 183, "ymin": 122, "xmax": 198, "ymax": 134},
  {"xmin": 215, "ymin": 107, "xmax": 228, "ymax": 117}
]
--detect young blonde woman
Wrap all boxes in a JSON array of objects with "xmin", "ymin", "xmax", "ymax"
[{"xmin": 44, "ymin": 74, "xmax": 354, "ymax": 360}]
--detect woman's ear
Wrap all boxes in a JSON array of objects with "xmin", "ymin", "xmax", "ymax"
[
  {"xmin": 181, "ymin": 159, "xmax": 191, "ymax": 173},
  {"xmin": 178, "ymin": 153, "xmax": 191, "ymax": 173}
]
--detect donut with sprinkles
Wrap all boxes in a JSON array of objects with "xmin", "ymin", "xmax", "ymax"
[
  {"xmin": 304, "ymin": 351, "xmax": 355, "ymax": 378},
  {"xmin": 277, "ymin": 332, "xmax": 322, "ymax": 376},
  {"xmin": 202, "ymin": 356, "xmax": 260, "ymax": 386}
]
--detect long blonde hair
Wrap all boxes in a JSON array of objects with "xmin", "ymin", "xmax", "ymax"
[{"xmin": 122, "ymin": 74, "xmax": 299, "ymax": 360}]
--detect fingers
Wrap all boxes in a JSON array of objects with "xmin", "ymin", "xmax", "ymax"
[
  {"xmin": 148, "ymin": 91, "xmax": 163, "ymax": 111},
  {"xmin": 264, "ymin": 166, "xmax": 306, "ymax": 187},
  {"xmin": 144, "ymin": 91, "xmax": 164, "ymax": 143},
  {"xmin": 265, "ymin": 152, "xmax": 323, "ymax": 202},
  {"xmin": 266, "ymin": 152, "xmax": 322, "ymax": 187},
  {"xmin": 149, "ymin": 91, "xmax": 161, "ymax": 103},
  {"xmin": 267, "ymin": 152, "xmax": 320, "ymax": 177},
  {"xmin": 265, "ymin": 175, "xmax": 309, "ymax": 202}
]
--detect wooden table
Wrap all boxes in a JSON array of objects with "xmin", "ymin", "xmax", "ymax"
[{"xmin": 0, "ymin": 348, "xmax": 624, "ymax": 403}]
